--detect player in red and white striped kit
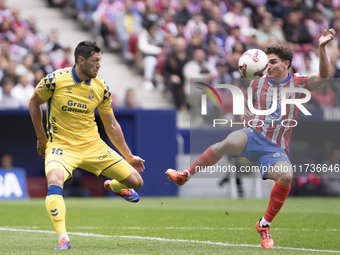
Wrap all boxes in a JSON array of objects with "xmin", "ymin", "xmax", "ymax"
[{"xmin": 166, "ymin": 29, "xmax": 336, "ymax": 249}]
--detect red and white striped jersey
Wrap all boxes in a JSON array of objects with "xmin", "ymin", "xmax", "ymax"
[{"xmin": 248, "ymin": 73, "xmax": 311, "ymax": 153}]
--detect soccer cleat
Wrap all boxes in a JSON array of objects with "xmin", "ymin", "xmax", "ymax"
[
  {"xmin": 165, "ymin": 169, "xmax": 190, "ymax": 186},
  {"xmin": 255, "ymin": 220, "xmax": 274, "ymax": 249},
  {"xmin": 55, "ymin": 237, "xmax": 71, "ymax": 250},
  {"xmin": 104, "ymin": 180, "xmax": 140, "ymax": 203}
]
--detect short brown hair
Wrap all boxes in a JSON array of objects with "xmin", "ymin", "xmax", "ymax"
[{"xmin": 265, "ymin": 44, "xmax": 293, "ymax": 68}]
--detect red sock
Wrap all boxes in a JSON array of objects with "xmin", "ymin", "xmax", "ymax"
[
  {"xmin": 187, "ymin": 146, "xmax": 222, "ymax": 175},
  {"xmin": 264, "ymin": 182, "xmax": 291, "ymax": 223}
]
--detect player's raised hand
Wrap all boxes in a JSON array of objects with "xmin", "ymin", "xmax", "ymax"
[
  {"xmin": 37, "ymin": 136, "xmax": 48, "ymax": 159},
  {"xmin": 319, "ymin": 29, "xmax": 336, "ymax": 47},
  {"xmin": 127, "ymin": 155, "xmax": 145, "ymax": 173}
]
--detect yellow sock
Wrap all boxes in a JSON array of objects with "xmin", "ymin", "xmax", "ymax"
[
  {"xmin": 110, "ymin": 180, "xmax": 129, "ymax": 192},
  {"xmin": 46, "ymin": 185, "xmax": 66, "ymax": 236}
]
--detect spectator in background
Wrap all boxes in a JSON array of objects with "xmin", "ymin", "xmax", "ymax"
[
  {"xmin": 227, "ymin": 46, "xmax": 243, "ymax": 79},
  {"xmin": 175, "ymin": 23, "xmax": 186, "ymax": 39},
  {"xmin": 0, "ymin": 152, "xmax": 13, "ymax": 169},
  {"xmin": 119, "ymin": 88, "xmax": 141, "ymax": 109},
  {"xmin": 16, "ymin": 53, "xmax": 35, "ymax": 84},
  {"xmin": 206, "ymin": 20, "xmax": 225, "ymax": 50},
  {"xmin": 265, "ymin": 0, "xmax": 287, "ymax": 21},
  {"xmin": 210, "ymin": 5, "xmax": 228, "ymax": 39},
  {"xmin": 142, "ymin": 1, "xmax": 159, "ymax": 28},
  {"xmin": 225, "ymin": 26, "xmax": 247, "ymax": 56},
  {"xmin": 60, "ymin": 47, "xmax": 74, "ymax": 69},
  {"xmin": 184, "ymin": 12, "xmax": 208, "ymax": 42},
  {"xmin": 1, "ymin": 58, "xmax": 18, "ymax": 86},
  {"xmin": 34, "ymin": 52, "xmax": 54, "ymax": 76},
  {"xmin": 11, "ymin": 74, "xmax": 34, "ymax": 108},
  {"xmin": 9, "ymin": 6, "xmax": 27, "ymax": 31},
  {"xmin": 0, "ymin": 38, "xmax": 11, "ymax": 70},
  {"xmin": 201, "ymin": 0, "xmax": 212, "ymax": 24},
  {"xmin": 206, "ymin": 40, "xmax": 222, "ymax": 69},
  {"xmin": 0, "ymin": 0, "xmax": 12, "ymax": 21},
  {"xmin": 92, "ymin": 0, "xmax": 122, "ymax": 50},
  {"xmin": 306, "ymin": 8, "xmax": 329, "ymax": 41},
  {"xmin": 212, "ymin": 0, "xmax": 229, "ymax": 15},
  {"xmin": 298, "ymin": 54, "xmax": 314, "ymax": 75},
  {"xmin": 183, "ymin": 49, "xmax": 218, "ymax": 110},
  {"xmin": 0, "ymin": 18, "xmax": 15, "ymax": 43},
  {"xmin": 26, "ymin": 16, "xmax": 44, "ymax": 47},
  {"xmin": 163, "ymin": 37, "xmax": 189, "ymax": 110},
  {"xmin": 251, "ymin": 4, "xmax": 267, "ymax": 29},
  {"xmin": 255, "ymin": 15, "xmax": 285, "ymax": 49},
  {"xmin": 74, "ymin": 0, "xmax": 98, "ymax": 29},
  {"xmin": 33, "ymin": 68, "xmax": 44, "ymax": 86},
  {"xmin": 44, "ymin": 28, "xmax": 64, "ymax": 67},
  {"xmin": 138, "ymin": 21, "xmax": 164, "ymax": 91},
  {"xmin": 32, "ymin": 39, "xmax": 44, "ymax": 62},
  {"xmin": 13, "ymin": 27, "xmax": 30, "ymax": 51},
  {"xmin": 9, "ymin": 28, "xmax": 28, "ymax": 64},
  {"xmin": 245, "ymin": 32, "xmax": 261, "ymax": 51},
  {"xmin": 0, "ymin": 77, "xmax": 21, "ymax": 109},
  {"xmin": 223, "ymin": 2, "xmax": 251, "ymax": 36},
  {"xmin": 187, "ymin": 33, "xmax": 206, "ymax": 59},
  {"xmin": 159, "ymin": 8, "xmax": 178, "ymax": 37},
  {"xmin": 284, "ymin": 11, "xmax": 313, "ymax": 54},
  {"xmin": 116, "ymin": 0, "xmax": 142, "ymax": 64},
  {"xmin": 173, "ymin": 0, "xmax": 191, "ymax": 25},
  {"xmin": 188, "ymin": 0, "xmax": 202, "ymax": 14},
  {"xmin": 155, "ymin": 0, "xmax": 179, "ymax": 16}
]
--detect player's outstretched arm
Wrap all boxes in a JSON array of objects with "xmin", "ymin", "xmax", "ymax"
[
  {"xmin": 99, "ymin": 111, "xmax": 145, "ymax": 172},
  {"xmin": 307, "ymin": 28, "xmax": 336, "ymax": 90},
  {"xmin": 29, "ymin": 91, "xmax": 48, "ymax": 159}
]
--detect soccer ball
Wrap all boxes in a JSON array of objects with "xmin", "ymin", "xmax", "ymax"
[{"xmin": 238, "ymin": 49, "xmax": 268, "ymax": 79}]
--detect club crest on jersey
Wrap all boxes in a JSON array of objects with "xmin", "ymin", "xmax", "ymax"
[
  {"xmin": 66, "ymin": 88, "xmax": 72, "ymax": 93},
  {"xmin": 89, "ymin": 93, "xmax": 94, "ymax": 99}
]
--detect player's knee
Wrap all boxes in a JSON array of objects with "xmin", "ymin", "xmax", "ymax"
[
  {"xmin": 276, "ymin": 171, "xmax": 293, "ymax": 186},
  {"xmin": 47, "ymin": 175, "xmax": 64, "ymax": 187},
  {"xmin": 216, "ymin": 139, "xmax": 239, "ymax": 155},
  {"xmin": 133, "ymin": 176, "xmax": 143, "ymax": 189}
]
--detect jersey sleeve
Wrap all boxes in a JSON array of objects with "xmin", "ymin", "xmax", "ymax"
[
  {"xmin": 97, "ymin": 84, "xmax": 113, "ymax": 114},
  {"xmin": 35, "ymin": 75, "xmax": 55, "ymax": 101},
  {"xmin": 294, "ymin": 73, "xmax": 311, "ymax": 91}
]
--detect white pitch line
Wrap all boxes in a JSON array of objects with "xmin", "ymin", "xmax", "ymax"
[
  {"xmin": 0, "ymin": 227, "xmax": 339, "ymax": 253},
  {"xmin": 4, "ymin": 226, "xmax": 340, "ymax": 232}
]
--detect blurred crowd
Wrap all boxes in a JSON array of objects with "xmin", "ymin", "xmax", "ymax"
[{"xmin": 2, "ymin": 0, "xmax": 340, "ymax": 113}]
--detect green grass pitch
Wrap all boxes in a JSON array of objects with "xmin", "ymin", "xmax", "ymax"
[{"xmin": 0, "ymin": 197, "xmax": 339, "ymax": 254}]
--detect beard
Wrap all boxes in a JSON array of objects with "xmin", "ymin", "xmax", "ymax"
[{"xmin": 83, "ymin": 62, "xmax": 96, "ymax": 79}]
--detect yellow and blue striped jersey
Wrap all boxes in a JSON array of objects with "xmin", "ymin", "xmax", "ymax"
[{"xmin": 35, "ymin": 66, "xmax": 113, "ymax": 146}]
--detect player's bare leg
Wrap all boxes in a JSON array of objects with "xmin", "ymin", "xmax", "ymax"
[
  {"xmin": 46, "ymin": 168, "xmax": 70, "ymax": 250},
  {"xmin": 104, "ymin": 169, "xmax": 143, "ymax": 202},
  {"xmin": 255, "ymin": 161, "xmax": 293, "ymax": 249},
  {"xmin": 166, "ymin": 130, "xmax": 248, "ymax": 185}
]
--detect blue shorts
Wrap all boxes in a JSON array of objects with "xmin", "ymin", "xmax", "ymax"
[{"xmin": 229, "ymin": 127, "xmax": 291, "ymax": 178}]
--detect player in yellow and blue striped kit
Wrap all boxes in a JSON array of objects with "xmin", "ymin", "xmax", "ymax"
[{"xmin": 29, "ymin": 41, "xmax": 145, "ymax": 250}]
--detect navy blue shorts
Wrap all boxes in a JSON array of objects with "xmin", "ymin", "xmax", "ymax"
[{"xmin": 229, "ymin": 127, "xmax": 291, "ymax": 178}]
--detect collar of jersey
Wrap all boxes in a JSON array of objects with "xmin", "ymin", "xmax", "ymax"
[
  {"xmin": 71, "ymin": 65, "xmax": 91, "ymax": 85},
  {"xmin": 267, "ymin": 73, "xmax": 291, "ymax": 86}
]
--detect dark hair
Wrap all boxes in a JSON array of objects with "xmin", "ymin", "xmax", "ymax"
[
  {"xmin": 265, "ymin": 44, "xmax": 293, "ymax": 68},
  {"xmin": 74, "ymin": 41, "xmax": 102, "ymax": 63}
]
